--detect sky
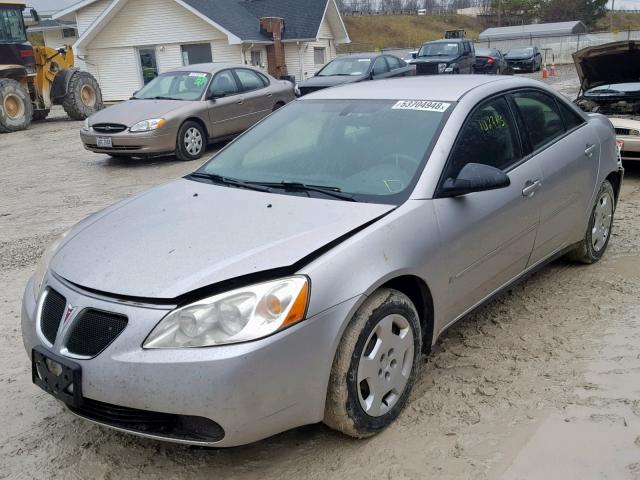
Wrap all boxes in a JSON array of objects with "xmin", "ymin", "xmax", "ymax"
[{"xmin": 607, "ymin": 0, "xmax": 640, "ymax": 9}]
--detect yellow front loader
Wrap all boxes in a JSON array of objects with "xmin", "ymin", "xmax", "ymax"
[{"xmin": 0, "ymin": 1, "xmax": 104, "ymax": 132}]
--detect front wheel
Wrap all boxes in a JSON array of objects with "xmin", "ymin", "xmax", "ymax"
[
  {"xmin": 61, "ymin": 70, "xmax": 104, "ymax": 120},
  {"xmin": 566, "ymin": 180, "xmax": 615, "ymax": 264},
  {"xmin": 175, "ymin": 121, "xmax": 206, "ymax": 161},
  {"xmin": 324, "ymin": 289, "xmax": 422, "ymax": 438}
]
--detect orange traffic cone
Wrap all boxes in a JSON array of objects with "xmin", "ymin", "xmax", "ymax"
[
  {"xmin": 550, "ymin": 62, "xmax": 555, "ymax": 76},
  {"xmin": 542, "ymin": 64, "xmax": 548, "ymax": 79}
]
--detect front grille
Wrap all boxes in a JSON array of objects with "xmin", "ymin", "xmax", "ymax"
[
  {"xmin": 92, "ymin": 123, "xmax": 127, "ymax": 134},
  {"xmin": 616, "ymin": 128, "xmax": 631, "ymax": 136},
  {"xmin": 68, "ymin": 398, "xmax": 225, "ymax": 443},
  {"xmin": 85, "ymin": 144, "xmax": 141, "ymax": 151},
  {"xmin": 415, "ymin": 63, "xmax": 439, "ymax": 75},
  {"xmin": 298, "ymin": 86, "xmax": 326, "ymax": 96},
  {"xmin": 40, "ymin": 289, "xmax": 66, "ymax": 344},
  {"xmin": 66, "ymin": 309, "xmax": 128, "ymax": 357},
  {"xmin": 621, "ymin": 150, "xmax": 640, "ymax": 158}
]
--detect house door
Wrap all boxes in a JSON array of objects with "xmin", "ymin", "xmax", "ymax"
[{"xmin": 138, "ymin": 48, "xmax": 158, "ymax": 85}]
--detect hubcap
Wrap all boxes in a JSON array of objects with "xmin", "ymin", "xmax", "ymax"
[
  {"xmin": 4, "ymin": 93, "xmax": 24, "ymax": 120},
  {"xmin": 592, "ymin": 191, "xmax": 613, "ymax": 252},
  {"xmin": 357, "ymin": 314, "xmax": 414, "ymax": 417},
  {"xmin": 80, "ymin": 84, "xmax": 97, "ymax": 107},
  {"xmin": 184, "ymin": 127, "xmax": 203, "ymax": 156}
]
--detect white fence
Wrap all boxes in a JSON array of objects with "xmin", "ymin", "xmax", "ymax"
[{"xmin": 477, "ymin": 30, "xmax": 640, "ymax": 64}]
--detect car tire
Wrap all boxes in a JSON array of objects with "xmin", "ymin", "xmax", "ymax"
[
  {"xmin": 175, "ymin": 121, "xmax": 206, "ymax": 161},
  {"xmin": 0, "ymin": 78, "xmax": 32, "ymax": 133},
  {"xmin": 324, "ymin": 288, "xmax": 422, "ymax": 438},
  {"xmin": 566, "ymin": 180, "xmax": 615, "ymax": 264},
  {"xmin": 272, "ymin": 102, "xmax": 285, "ymax": 112}
]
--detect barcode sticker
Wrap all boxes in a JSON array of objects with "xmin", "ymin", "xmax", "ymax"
[{"xmin": 392, "ymin": 100, "xmax": 450, "ymax": 113}]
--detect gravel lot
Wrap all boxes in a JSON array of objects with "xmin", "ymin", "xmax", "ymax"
[{"xmin": 1, "ymin": 66, "xmax": 640, "ymax": 479}]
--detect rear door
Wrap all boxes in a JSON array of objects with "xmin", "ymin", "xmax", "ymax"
[
  {"xmin": 233, "ymin": 68, "xmax": 273, "ymax": 128},
  {"xmin": 206, "ymin": 69, "xmax": 245, "ymax": 138},
  {"xmin": 509, "ymin": 89, "xmax": 599, "ymax": 265},
  {"xmin": 434, "ymin": 95, "xmax": 543, "ymax": 321}
]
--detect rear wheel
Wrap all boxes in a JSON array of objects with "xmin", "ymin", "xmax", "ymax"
[
  {"xmin": 566, "ymin": 180, "xmax": 615, "ymax": 264},
  {"xmin": 324, "ymin": 289, "xmax": 422, "ymax": 438},
  {"xmin": 272, "ymin": 102, "xmax": 285, "ymax": 112},
  {"xmin": 61, "ymin": 70, "xmax": 104, "ymax": 120},
  {"xmin": 176, "ymin": 121, "xmax": 206, "ymax": 161},
  {"xmin": 0, "ymin": 78, "xmax": 32, "ymax": 133}
]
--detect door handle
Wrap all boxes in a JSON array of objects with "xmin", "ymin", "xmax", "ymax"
[
  {"xmin": 522, "ymin": 179, "xmax": 542, "ymax": 197},
  {"xmin": 584, "ymin": 144, "xmax": 597, "ymax": 157}
]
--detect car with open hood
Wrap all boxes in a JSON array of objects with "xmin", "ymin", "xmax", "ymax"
[
  {"xmin": 297, "ymin": 53, "xmax": 413, "ymax": 96},
  {"xmin": 573, "ymin": 41, "xmax": 640, "ymax": 161},
  {"xmin": 411, "ymin": 38, "xmax": 475, "ymax": 75},
  {"xmin": 80, "ymin": 63, "xmax": 295, "ymax": 161},
  {"xmin": 24, "ymin": 75, "xmax": 622, "ymax": 447}
]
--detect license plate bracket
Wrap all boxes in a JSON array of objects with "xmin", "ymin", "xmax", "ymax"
[
  {"xmin": 96, "ymin": 136, "xmax": 113, "ymax": 148},
  {"xmin": 32, "ymin": 346, "xmax": 83, "ymax": 408}
]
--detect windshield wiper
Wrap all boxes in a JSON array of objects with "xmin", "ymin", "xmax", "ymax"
[
  {"xmin": 250, "ymin": 181, "xmax": 357, "ymax": 201},
  {"xmin": 188, "ymin": 172, "xmax": 272, "ymax": 192},
  {"xmin": 152, "ymin": 96, "xmax": 179, "ymax": 100}
]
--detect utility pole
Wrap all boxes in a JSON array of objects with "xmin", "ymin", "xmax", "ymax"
[
  {"xmin": 498, "ymin": 0, "xmax": 502, "ymax": 27},
  {"xmin": 610, "ymin": 0, "xmax": 615, "ymax": 32}
]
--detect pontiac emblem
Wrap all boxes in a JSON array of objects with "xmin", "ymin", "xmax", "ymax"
[{"xmin": 63, "ymin": 305, "xmax": 76, "ymax": 324}]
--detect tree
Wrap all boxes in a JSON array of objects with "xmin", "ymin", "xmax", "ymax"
[{"xmin": 539, "ymin": 0, "xmax": 608, "ymax": 28}]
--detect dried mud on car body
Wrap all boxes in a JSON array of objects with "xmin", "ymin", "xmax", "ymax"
[{"xmin": 2, "ymin": 69, "xmax": 640, "ymax": 479}]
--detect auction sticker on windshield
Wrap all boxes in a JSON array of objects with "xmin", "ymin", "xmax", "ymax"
[{"xmin": 392, "ymin": 100, "xmax": 450, "ymax": 113}]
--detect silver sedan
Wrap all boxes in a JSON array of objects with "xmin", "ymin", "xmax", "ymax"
[{"xmin": 23, "ymin": 75, "xmax": 622, "ymax": 447}]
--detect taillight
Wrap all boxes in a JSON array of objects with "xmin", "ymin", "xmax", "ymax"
[
  {"xmin": 20, "ymin": 49, "xmax": 34, "ymax": 58},
  {"xmin": 486, "ymin": 56, "xmax": 495, "ymax": 65}
]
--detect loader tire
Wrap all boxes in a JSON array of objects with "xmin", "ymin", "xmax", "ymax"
[
  {"xmin": 0, "ymin": 78, "xmax": 32, "ymax": 133},
  {"xmin": 32, "ymin": 109, "xmax": 50, "ymax": 122},
  {"xmin": 62, "ymin": 71, "xmax": 104, "ymax": 120}
]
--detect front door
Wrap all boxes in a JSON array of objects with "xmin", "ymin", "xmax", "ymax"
[
  {"xmin": 138, "ymin": 48, "xmax": 158, "ymax": 85},
  {"xmin": 433, "ymin": 95, "xmax": 543, "ymax": 322}
]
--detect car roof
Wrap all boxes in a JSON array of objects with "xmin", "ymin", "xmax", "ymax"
[
  {"xmin": 169, "ymin": 63, "xmax": 264, "ymax": 74},
  {"xmin": 302, "ymin": 75, "xmax": 512, "ymax": 101},
  {"xmin": 423, "ymin": 38, "xmax": 466, "ymax": 44},
  {"xmin": 337, "ymin": 52, "xmax": 383, "ymax": 59}
]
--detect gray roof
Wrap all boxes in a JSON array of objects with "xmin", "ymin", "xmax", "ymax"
[
  {"xmin": 28, "ymin": 19, "xmax": 77, "ymax": 32},
  {"xmin": 182, "ymin": 0, "xmax": 329, "ymax": 42},
  {"xmin": 479, "ymin": 21, "xmax": 587, "ymax": 41}
]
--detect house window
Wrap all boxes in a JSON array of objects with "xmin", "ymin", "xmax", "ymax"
[
  {"xmin": 181, "ymin": 43, "xmax": 212, "ymax": 66},
  {"xmin": 250, "ymin": 50, "xmax": 262, "ymax": 67},
  {"xmin": 62, "ymin": 28, "xmax": 76, "ymax": 38},
  {"xmin": 314, "ymin": 47, "xmax": 326, "ymax": 66}
]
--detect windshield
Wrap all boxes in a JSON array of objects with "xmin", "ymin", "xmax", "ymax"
[
  {"xmin": 418, "ymin": 42, "xmax": 460, "ymax": 57},
  {"xmin": 507, "ymin": 48, "xmax": 533, "ymax": 57},
  {"xmin": 133, "ymin": 71, "xmax": 211, "ymax": 100},
  {"xmin": 475, "ymin": 48, "xmax": 494, "ymax": 56},
  {"xmin": 318, "ymin": 58, "xmax": 372, "ymax": 76},
  {"xmin": 585, "ymin": 82, "xmax": 640, "ymax": 96},
  {"xmin": 195, "ymin": 99, "xmax": 451, "ymax": 204},
  {"xmin": 0, "ymin": 7, "xmax": 26, "ymax": 42}
]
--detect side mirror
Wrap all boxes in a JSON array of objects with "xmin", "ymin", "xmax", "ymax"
[
  {"xmin": 30, "ymin": 8, "xmax": 40, "ymax": 23},
  {"xmin": 207, "ymin": 90, "xmax": 225, "ymax": 100},
  {"xmin": 440, "ymin": 163, "xmax": 510, "ymax": 198}
]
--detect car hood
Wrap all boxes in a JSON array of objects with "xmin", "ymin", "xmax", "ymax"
[
  {"xmin": 412, "ymin": 56, "xmax": 458, "ymax": 64},
  {"xmin": 88, "ymin": 99, "xmax": 190, "ymax": 127},
  {"xmin": 573, "ymin": 41, "xmax": 640, "ymax": 91},
  {"xmin": 50, "ymin": 178, "xmax": 394, "ymax": 299},
  {"xmin": 609, "ymin": 116, "xmax": 640, "ymax": 129},
  {"xmin": 299, "ymin": 75, "xmax": 365, "ymax": 88},
  {"xmin": 505, "ymin": 55, "xmax": 533, "ymax": 60}
]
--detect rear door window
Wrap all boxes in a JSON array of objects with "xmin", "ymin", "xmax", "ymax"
[
  {"xmin": 234, "ymin": 69, "xmax": 266, "ymax": 92},
  {"xmin": 556, "ymin": 100, "xmax": 586, "ymax": 131},
  {"xmin": 510, "ymin": 90, "xmax": 565, "ymax": 150},
  {"xmin": 386, "ymin": 56, "xmax": 402, "ymax": 70}
]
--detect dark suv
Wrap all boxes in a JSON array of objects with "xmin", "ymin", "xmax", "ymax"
[{"xmin": 411, "ymin": 38, "xmax": 475, "ymax": 75}]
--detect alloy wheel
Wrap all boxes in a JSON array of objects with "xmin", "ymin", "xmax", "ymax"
[
  {"xmin": 592, "ymin": 191, "xmax": 613, "ymax": 252},
  {"xmin": 184, "ymin": 127, "xmax": 203, "ymax": 156},
  {"xmin": 357, "ymin": 314, "xmax": 414, "ymax": 417}
]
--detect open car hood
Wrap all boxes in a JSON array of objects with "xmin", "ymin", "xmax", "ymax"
[{"xmin": 573, "ymin": 41, "xmax": 640, "ymax": 92}]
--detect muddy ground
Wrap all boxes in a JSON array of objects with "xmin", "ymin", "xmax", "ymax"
[{"xmin": 1, "ymin": 66, "xmax": 639, "ymax": 479}]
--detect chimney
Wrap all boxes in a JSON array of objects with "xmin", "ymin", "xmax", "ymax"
[{"xmin": 260, "ymin": 17, "xmax": 286, "ymax": 78}]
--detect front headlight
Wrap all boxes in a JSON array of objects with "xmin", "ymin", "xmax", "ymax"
[
  {"xmin": 82, "ymin": 118, "xmax": 90, "ymax": 131},
  {"xmin": 143, "ymin": 276, "xmax": 309, "ymax": 348},
  {"xmin": 444, "ymin": 63, "xmax": 457, "ymax": 73},
  {"xmin": 32, "ymin": 230, "xmax": 69, "ymax": 299},
  {"xmin": 130, "ymin": 118, "xmax": 166, "ymax": 132},
  {"xmin": 438, "ymin": 63, "xmax": 447, "ymax": 73},
  {"xmin": 630, "ymin": 129, "xmax": 640, "ymax": 136}
]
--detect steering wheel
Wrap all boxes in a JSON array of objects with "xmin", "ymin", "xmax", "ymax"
[{"xmin": 381, "ymin": 152, "xmax": 420, "ymax": 175}]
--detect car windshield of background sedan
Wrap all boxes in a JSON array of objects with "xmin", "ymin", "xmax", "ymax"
[
  {"xmin": 418, "ymin": 42, "xmax": 460, "ymax": 57},
  {"xmin": 317, "ymin": 58, "xmax": 373, "ymax": 76},
  {"xmin": 133, "ymin": 71, "xmax": 211, "ymax": 101},
  {"xmin": 195, "ymin": 99, "xmax": 450, "ymax": 203},
  {"xmin": 506, "ymin": 47, "xmax": 533, "ymax": 57}
]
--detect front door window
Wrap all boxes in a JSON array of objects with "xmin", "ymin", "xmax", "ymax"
[{"xmin": 138, "ymin": 48, "xmax": 158, "ymax": 85}]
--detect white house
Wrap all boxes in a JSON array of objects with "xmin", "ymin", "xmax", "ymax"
[
  {"xmin": 28, "ymin": 19, "xmax": 78, "ymax": 49},
  {"xmin": 54, "ymin": 0, "xmax": 350, "ymax": 101}
]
